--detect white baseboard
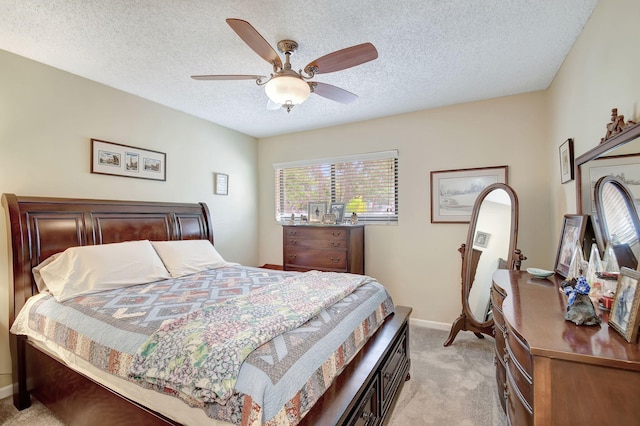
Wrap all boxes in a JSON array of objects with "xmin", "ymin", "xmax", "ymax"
[
  {"xmin": 0, "ymin": 383, "xmax": 13, "ymax": 400},
  {"xmin": 410, "ymin": 317, "xmax": 451, "ymax": 331}
]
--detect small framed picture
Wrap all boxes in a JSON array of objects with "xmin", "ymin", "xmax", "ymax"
[
  {"xmin": 329, "ymin": 202, "xmax": 346, "ymax": 223},
  {"xmin": 474, "ymin": 231, "xmax": 491, "ymax": 248},
  {"xmin": 559, "ymin": 138, "xmax": 575, "ymax": 184},
  {"xmin": 322, "ymin": 213, "xmax": 337, "ymax": 224},
  {"xmin": 308, "ymin": 202, "xmax": 327, "ymax": 223},
  {"xmin": 554, "ymin": 214, "xmax": 589, "ymax": 277},
  {"xmin": 214, "ymin": 173, "xmax": 228, "ymax": 195},
  {"xmin": 609, "ymin": 267, "xmax": 640, "ymax": 343}
]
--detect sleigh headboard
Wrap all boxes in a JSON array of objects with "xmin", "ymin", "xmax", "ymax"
[{"xmin": 2, "ymin": 193, "xmax": 214, "ymax": 327}]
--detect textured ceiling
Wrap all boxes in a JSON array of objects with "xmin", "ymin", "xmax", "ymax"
[{"xmin": 0, "ymin": 0, "xmax": 599, "ymax": 138}]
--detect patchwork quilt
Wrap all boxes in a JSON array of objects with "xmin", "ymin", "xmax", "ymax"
[{"xmin": 11, "ymin": 266, "xmax": 394, "ymax": 425}]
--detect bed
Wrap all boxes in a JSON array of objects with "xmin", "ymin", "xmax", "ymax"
[{"xmin": 3, "ymin": 193, "xmax": 411, "ymax": 425}]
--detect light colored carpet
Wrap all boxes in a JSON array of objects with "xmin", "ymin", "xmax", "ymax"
[
  {"xmin": 0, "ymin": 395, "xmax": 64, "ymax": 425},
  {"xmin": 388, "ymin": 326, "xmax": 506, "ymax": 426},
  {"xmin": 0, "ymin": 326, "xmax": 505, "ymax": 425}
]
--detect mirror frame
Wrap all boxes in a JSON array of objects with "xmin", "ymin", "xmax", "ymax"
[
  {"xmin": 576, "ymin": 122, "xmax": 640, "ymax": 214},
  {"xmin": 444, "ymin": 183, "xmax": 519, "ymax": 346}
]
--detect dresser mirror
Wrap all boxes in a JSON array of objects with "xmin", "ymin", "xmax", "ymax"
[
  {"xmin": 594, "ymin": 175, "xmax": 640, "ymax": 269},
  {"xmin": 444, "ymin": 183, "xmax": 519, "ymax": 346},
  {"xmin": 576, "ymin": 122, "xmax": 640, "ymax": 219}
]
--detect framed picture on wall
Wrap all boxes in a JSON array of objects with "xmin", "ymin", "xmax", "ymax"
[
  {"xmin": 214, "ymin": 172, "xmax": 228, "ymax": 195},
  {"xmin": 559, "ymin": 138, "xmax": 574, "ymax": 183},
  {"xmin": 474, "ymin": 231, "xmax": 491, "ymax": 248},
  {"xmin": 430, "ymin": 165, "xmax": 508, "ymax": 223},
  {"xmin": 91, "ymin": 139, "xmax": 166, "ymax": 181}
]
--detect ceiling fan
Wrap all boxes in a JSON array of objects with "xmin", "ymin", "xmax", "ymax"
[{"xmin": 191, "ymin": 19, "xmax": 378, "ymax": 112}]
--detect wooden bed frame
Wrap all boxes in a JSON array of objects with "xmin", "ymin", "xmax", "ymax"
[{"xmin": 3, "ymin": 193, "xmax": 411, "ymax": 425}]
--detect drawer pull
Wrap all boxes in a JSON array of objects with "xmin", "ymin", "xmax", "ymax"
[
  {"xmin": 503, "ymin": 352, "xmax": 509, "ymax": 363},
  {"xmin": 332, "ymin": 231, "xmax": 342, "ymax": 237},
  {"xmin": 288, "ymin": 254, "xmax": 297, "ymax": 259},
  {"xmin": 503, "ymin": 388, "xmax": 509, "ymax": 401},
  {"xmin": 290, "ymin": 231, "xmax": 297, "ymax": 235},
  {"xmin": 383, "ymin": 372, "xmax": 393, "ymax": 380},
  {"xmin": 331, "ymin": 242, "xmax": 342, "ymax": 247},
  {"xmin": 289, "ymin": 240, "xmax": 297, "ymax": 245},
  {"xmin": 330, "ymin": 257, "xmax": 341, "ymax": 263}
]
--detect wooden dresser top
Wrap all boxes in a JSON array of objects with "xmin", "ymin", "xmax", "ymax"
[{"xmin": 493, "ymin": 269, "xmax": 640, "ymax": 371}]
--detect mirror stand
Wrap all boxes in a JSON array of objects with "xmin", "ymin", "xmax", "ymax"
[
  {"xmin": 443, "ymin": 183, "xmax": 522, "ymax": 347},
  {"xmin": 444, "ymin": 243, "xmax": 494, "ymax": 345}
]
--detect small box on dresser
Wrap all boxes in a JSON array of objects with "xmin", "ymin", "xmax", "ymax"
[{"xmin": 282, "ymin": 224, "xmax": 364, "ymax": 274}]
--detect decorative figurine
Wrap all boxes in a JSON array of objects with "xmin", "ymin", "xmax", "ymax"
[
  {"xmin": 562, "ymin": 276, "xmax": 601, "ymax": 326},
  {"xmin": 350, "ymin": 212, "xmax": 358, "ymax": 224},
  {"xmin": 601, "ymin": 108, "xmax": 637, "ymax": 143}
]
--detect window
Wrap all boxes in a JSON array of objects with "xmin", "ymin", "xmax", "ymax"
[{"xmin": 274, "ymin": 150, "xmax": 398, "ymax": 223}]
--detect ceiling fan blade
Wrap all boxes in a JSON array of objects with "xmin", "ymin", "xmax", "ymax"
[
  {"xmin": 305, "ymin": 43, "xmax": 378, "ymax": 75},
  {"xmin": 226, "ymin": 18, "xmax": 283, "ymax": 69},
  {"xmin": 191, "ymin": 74, "xmax": 264, "ymax": 81},
  {"xmin": 310, "ymin": 82, "xmax": 358, "ymax": 104}
]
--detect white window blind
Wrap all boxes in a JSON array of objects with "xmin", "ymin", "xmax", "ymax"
[{"xmin": 274, "ymin": 150, "xmax": 399, "ymax": 223}]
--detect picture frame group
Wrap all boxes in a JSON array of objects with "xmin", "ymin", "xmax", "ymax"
[
  {"xmin": 307, "ymin": 202, "xmax": 346, "ymax": 224},
  {"xmin": 91, "ymin": 139, "xmax": 166, "ymax": 181}
]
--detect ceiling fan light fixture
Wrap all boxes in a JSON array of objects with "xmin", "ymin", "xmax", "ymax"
[{"xmin": 265, "ymin": 75, "xmax": 310, "ymax": 108}]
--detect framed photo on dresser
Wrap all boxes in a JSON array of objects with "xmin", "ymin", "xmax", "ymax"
[
  {"xmin": 329, "ymin": 202, "xmax": 346, "ymax": 223},
  {"xmin": 609, "ymin": 267, "xmax": 640, "ymax": 343},
  {"xmin": 554, "ymin": 214, "xmax": 590, "ymax": 277},
  {"xmin": 308, "ymin": 202, "xmax": 326, "ymax": 223}
]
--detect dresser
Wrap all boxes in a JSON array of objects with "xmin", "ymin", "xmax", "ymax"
[
  {"xmin": 282, "ymin": 224, "xmax": 364, "ymax": 274},
  {"xmin": 492, "ymin": 269, "xmax": 640, "ymax": 425}
]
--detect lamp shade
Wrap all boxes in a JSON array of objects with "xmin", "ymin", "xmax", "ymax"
[{"xmin": 265, "ymin": 75, "xmax": 311, "ymax": 105}]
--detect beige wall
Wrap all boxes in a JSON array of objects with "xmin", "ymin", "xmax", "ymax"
[
  {"xmin": 258, "ymin": 92, "xmax": 552, "ymax": 327},
  {"xmin": 548, "ymin": 0, "xmax": 640, "ymax": 246},
  {"xmin": 0, "ymin": 50, "xmax": 259, "ymax": 389}
]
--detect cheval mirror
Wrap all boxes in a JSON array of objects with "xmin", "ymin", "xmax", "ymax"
[
  {"xmin": 594, "ymin": 175, "xmax": 640, "ymax": 270},
  {"xmin": 444, "ymin": 183, "xmax": 522, "ymax": 346}
]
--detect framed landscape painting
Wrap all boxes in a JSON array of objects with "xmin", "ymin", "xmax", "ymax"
[{"xmin": 430, "ymin": 166, "xmax": 508, "ymax": 223}]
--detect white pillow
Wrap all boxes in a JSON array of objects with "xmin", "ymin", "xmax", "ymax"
[
  {"xmin": 151, "ymin": 239, "xmax": 227, "ymax": 278},
  {"xmin": 33, "ymin": 252, "xmax": 62, "ymax": 292},
  {"xmin": 35, "ymin": 240, "xmax": 171, "ymax": 302}
]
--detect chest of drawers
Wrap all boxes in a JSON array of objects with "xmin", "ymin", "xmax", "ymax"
[
  {"xmin": 282, "ymin": 224, "xmax": 364, "ymax": 274},
  {"xmin": 492, "ymin": 269, "xmax": 640, "ymax": 425}
]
